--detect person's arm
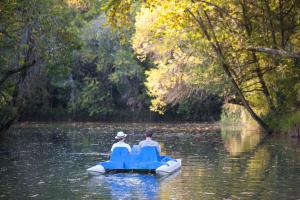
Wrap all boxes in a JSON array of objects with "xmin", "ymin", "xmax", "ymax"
[
  {"xmin": 127, "ymin": 144, "xmax": 132, "ymax": 152},
  {"xmin": 111, "ymin": 143, "xmax": 115, "ymax": 152},
  {"xmin": 157, "ymin": 142, "xmax": 161, "ymax": 153},
  {"xmin": 138, "ymin": 141, "xmax": 145, "ymax": 151}
]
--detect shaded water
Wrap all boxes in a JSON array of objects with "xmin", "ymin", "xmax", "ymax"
[{"xmin": 1, "ymin": 122, "xmax": 300, "ymax": 199}]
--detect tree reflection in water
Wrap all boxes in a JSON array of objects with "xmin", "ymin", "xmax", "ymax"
[
  {"xmin": 221, "ymin": 127, "xmax": 264, "ymax": 156},
  {"xmin": 2, "ymin": 123, "xmax": 300, "ymax": 199}
]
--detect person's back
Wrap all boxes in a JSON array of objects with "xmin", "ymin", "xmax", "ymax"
[
  {"xmin": 111, "ymin": 131, "xmax": 131, "ymax": 153},
  {"xmin": 138, "ymin": 130, "xmax": 161, "ymax": 153}
]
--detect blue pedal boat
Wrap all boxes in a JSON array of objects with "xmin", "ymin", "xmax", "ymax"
[{"xmin": 87, "ymin": 146, "xmax": 181, "ymax": 176}]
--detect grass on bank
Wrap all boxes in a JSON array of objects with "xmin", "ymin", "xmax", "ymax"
[
  {"xmin": 266, "ymin": 111, "xmax": 300, "ymax": 134},
  {"xmin": 221, "ymin": 103, "xmax": 300, "ymax": 134}
]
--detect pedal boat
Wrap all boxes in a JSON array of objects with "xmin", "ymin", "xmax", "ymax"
[{"xmin": 87, "ymin": 146, "xmax": 181, "ymax": 176}]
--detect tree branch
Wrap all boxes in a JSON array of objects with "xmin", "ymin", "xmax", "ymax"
[
  {"xmin": 0, "ymin": 60, "xmax": 36, "ymax": 87},
  {"xmin": 242, "ymin": 88, "xmax": 264, "ymax": 93},
  {"xmin": 247, "ymin": 46, "xmax": 300, "ymax": 58}
]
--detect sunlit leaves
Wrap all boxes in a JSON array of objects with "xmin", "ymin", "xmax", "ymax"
[
  {"xmin": 107, "ymin": 0, "xmax": 300, "ymax": 119},
  {"xmin": 65, "ymin": 0, "xmax": 90, "ymax": 12},
  {"xmin": 133, "ymin": 3, "xmax": 224, "ymax": 113}
]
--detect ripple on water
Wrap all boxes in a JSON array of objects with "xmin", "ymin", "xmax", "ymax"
[{"xmin": 1, "ymin": 123, "xmax": 300, "ymax": 199}]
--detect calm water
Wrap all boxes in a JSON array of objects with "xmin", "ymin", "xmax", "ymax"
[{"xmin": 1, "ymin": 123, "xmax": 300, "ymax": 199}]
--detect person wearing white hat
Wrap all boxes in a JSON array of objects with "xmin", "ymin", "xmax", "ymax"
[{"xmin": 111, "ymin": 131, "xmax": 131, "ymax": 152}]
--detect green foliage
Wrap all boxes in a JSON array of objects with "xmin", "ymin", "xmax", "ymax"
[
  {"xmin": 70, "ymin": 77, "xmax": 114, "ymax": 116},
  {"xmin": 105, "ymin": 0, "xmax": 300, "ymax": 131},
  {"xmin": 0, "ymin": 0, "xmax": 84, "ymax": 131},
  {"xmin": 4, "ymin": 0, "xmax": 299, "ymax": 130},
  {"xmin": 110, "ymin": 49, "xmax": 143, "ymax": 84},
  {"xmin": 266, "ymin": 111, "xmax": 300, "ymax": 132},
  {"xmin": 221, "ymin": 103, "xmax": 259, "ymax": 128},
  {"xmin": 67, "ymin": 15, "xmax": 149, "ymax": 117}
]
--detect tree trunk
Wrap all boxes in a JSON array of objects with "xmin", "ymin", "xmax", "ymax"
[
  {"xmin": 222, "ymin": 63, "xmax": 272, "ymax": 133},
  {"xmin": 240, "ymin": 0, "xmax": 276, "ymax": 113},
  {"xmin": 0, "ymin": 24, "xmax": 34, "ymax": 135},
  {"xmin": 252, "ymin": 52, "xmax": 276, "ymax": 113},
  {"xmin": 186, "ymin": 8, "xmax": 272, "ymax": 133}
]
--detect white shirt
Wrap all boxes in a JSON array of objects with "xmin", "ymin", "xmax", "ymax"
[
  {"xmin": 139, "ymin": 138, "xmax": 161, "ymax": 153},
  {"xmin": 111, "ymin": 141, "xmax": 131, "ymax": 152}
]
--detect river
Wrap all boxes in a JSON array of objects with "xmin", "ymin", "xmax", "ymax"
[{"xmin": 0, "ymin": 122, "xmax": 300, "ymax": 199}]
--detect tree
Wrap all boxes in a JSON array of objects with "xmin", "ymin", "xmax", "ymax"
[
  {"xmin": 68, "ymin": 15, "xmax": 149, "ymax": 118},
  {"xmin": 0, "ymin": 0, "xmax": 80, "ymax": 133},
  {"xmin": 104, "ymin": 0, "xmax": 300, "ymax": 133}
]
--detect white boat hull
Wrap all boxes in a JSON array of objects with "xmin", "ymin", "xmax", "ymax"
[
  {"xmin": 87, "ymin": 159, "xmax": 182, "ymax": 176},
  {"xmin": 156, "ymin": 159, "xmax": 182, "ymax": 176},
  {"xmin": 87, "ymin": 164, "xmax": 105, "ymax": 175}
]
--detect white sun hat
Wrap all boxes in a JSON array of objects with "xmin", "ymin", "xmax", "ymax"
[{"xmin": 115, "ymin": 131, "xmax": 127, "ymax": 139}]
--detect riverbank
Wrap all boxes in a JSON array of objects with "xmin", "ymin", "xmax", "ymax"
[
  {"xmin": 222, "ymin": 104, "xmax": 300, "ymax": 137},
  {"xmin": 12, "ymin": 121, "xmax": 221, "ymax": 135},
  {"xmin": 266, "ymin": 111, "xmax": 300, "ymax": 137}
]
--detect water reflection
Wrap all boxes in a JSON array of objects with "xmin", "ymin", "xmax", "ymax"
[
  {"xmin": 88, "ymin": 172, "xmax": 180, "ymax": 200},
  {"xmin": 244, "ymin": 146, "xmax": 271, "ymax": 180},
  {"xmin": 221, "ymin": 127, "xmax": 264, "ymax": 156},
  {"xmin": 1, "ymin": 123, "xmax": 300, "ymax": 199}
]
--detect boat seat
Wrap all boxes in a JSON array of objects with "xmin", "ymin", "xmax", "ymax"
[
  {"xmin": 100, "ymin": 147, "xmax": 130, "ymax": 169},
  {"xmin": 124, "ymin": 146, "xmax": 166, "ymax": 170},
  {"xmin": 139, "ymin": 146, "xmax": 161, "ymax": 162},
  {"xmin": 100, "ymin": 146, "xmax": 175, "ymax": 170}
]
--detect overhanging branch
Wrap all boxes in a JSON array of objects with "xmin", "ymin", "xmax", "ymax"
[
  {"xmin": 0, "ymin": 60, "xmax": 36, "ymax": 87},
  {"xmin": 247, "ymin": 46, "xmax": 300, "ymax": 58}
]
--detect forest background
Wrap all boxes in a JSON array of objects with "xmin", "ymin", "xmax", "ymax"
[{"xmin": 0, "ymin": 0, "xmax": 299, "ymax": 134}]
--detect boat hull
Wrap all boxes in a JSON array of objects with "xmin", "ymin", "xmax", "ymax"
[
  {"xmin": 87, "ymin": 159, "xmax": 181, "ymax": 176},
  {"xmin": 87, "ymin": 147, "xmax": 181, "ymax": 176},
  {"xmin": 87, "ymin": 164, "xmax": 105, "ymax": 175},
  {"xmin": 156, "ymin": 159, "xmax": 181, "ymax": 176}
]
